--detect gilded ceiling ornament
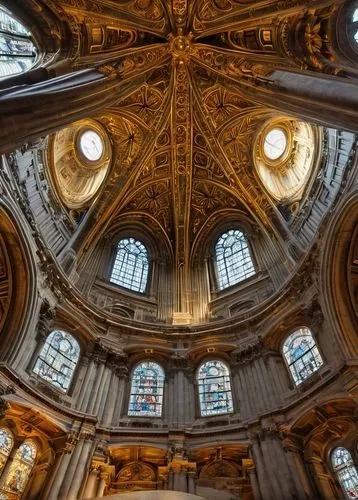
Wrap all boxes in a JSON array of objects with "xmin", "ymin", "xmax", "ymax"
[{"xmin": 305, "ymin": 20, "xmax": 323, "ymax": 54}]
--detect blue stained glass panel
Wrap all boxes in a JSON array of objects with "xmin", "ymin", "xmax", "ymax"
[
  {"xmin": 215, "ymin": 229, "xmax": 255, "ymax": 291},
  {"xmin": 197, "ymin": 360, "xmax": 233, "ymax": 416},
  {"xmin": 128, "ymin": 362, "xmax": 164, "ymax": 417},
  {"xmin": 283, "ymin": 328, "xmax": 323, "ymax": 385},
  {"xmin": 33, "ymin": 330, "xmax": 80, "ymax": 392},
  {"xmin": 0, "ymin": 429, "xmax": 12, "ymax": 456},
  {"xmin": 0, "ymin": 429, "xmax": 13, "ymax": 476},
  {"xmin": 110, "ymin": 238, "xmax": 149, "ymax": 293},
  {"xmin": 332, "ymin": 447, "xmax": 358, "ymax": 499},
  {"xmin": 0, "ymin": 7, "xmax": 36, "ymax": 80}
]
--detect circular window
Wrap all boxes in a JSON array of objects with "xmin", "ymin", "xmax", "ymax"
[
  {"xmin": 263, "ymin": 128, "xmax": 287, "ymax": 160},
  {"xmin": 253, "ymin": 119, "xmax": 318, "ymax": 201},
  {"xmin": 79, "ymin": 130, "xmax": 104, "ymax": 162}
]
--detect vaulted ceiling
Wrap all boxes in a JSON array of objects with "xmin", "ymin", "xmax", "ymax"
[{"xmin": 43, "ymin": 0, "xmax": 336, "ymax": 275}]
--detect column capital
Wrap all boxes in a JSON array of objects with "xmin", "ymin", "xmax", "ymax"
[
  {"xmin": 230, "ymin": 338, "xmax": 265, "ymax": 366},
  {"xmin": 107, "ymin": 349, "xmax": 128, "ymax": 371},
  {"xmin": 36, "ymin": 298, "xmax": 55, "ymax": 341},
  {"xmin": 88, "ymin": 341, "xmax": 108, "ymax": 365}
]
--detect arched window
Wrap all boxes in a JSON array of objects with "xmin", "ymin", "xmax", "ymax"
[
  {"xmin": 0, "ymin": 429, "xmax": 13, "ymax": 475},
  {"xmin": 33, "ymin": 330, "xmax": 80, "ymax": 392},
  {"xmin": 215, "ymin": 229, "xmax": 255, "ymax": 291},
  {"xmin": 0, "ymin": 6, "xmax": 36, "ymax": 80},
  {"xmin": 350, "ymin": 6, "xmax": 358, "ymax": 44},
  {"xmin": 283, "ymin": 327, "xmax": 323, "ymax": 385},
  {"xmin": 332, "ymin": 447, "xmax": 358, "ymax": 498},
  {"xmin": 197, "ymin": 360, "xmax": 234, "ymax": 417},
  {"xmin": 128, "ymin": 361, "xmax": 165, "ymax": 417},
  {"xmin": 110, "ymin": 237, "xmax": 149, "ymax": 293},
  {"xmin": 2, "ymin": 441, "xmax": 36, "ymax": 495}
]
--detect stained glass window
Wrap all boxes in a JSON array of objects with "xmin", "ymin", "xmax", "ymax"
[
  {"xmin": 0, "ymin": 429, "xmax": 13, "ymax": 476},
  {"xmin": 332, "ymin": 447, "xmax": 358, "ymax": 499},
  {"xmin": 110, "ymin": 238, "xmax": 149, "ymax": 293},
  {"xmin": 128, "ymin": 361, "xmax": 164, "ymax": 417},
  {"xmin": 283, "ymin": 327, "xmax": 323, "ymax": 385},
  {"xmin": 215, "ymin": 229, "xmax": 256, "ymax": 290},
  {"xmin": 0, "ymin": 7, "xmax": 36, "ymax": 80},
  {"xmin": 33, "ymin": 330, "xmax": 80, "ymax": 392},
  {"xmin": 197, "ymin": 360, "xmax": 234, "ymax": 417},
  {"xmin": 3, "ymin": 441, "xmax": 36, "ymax": 495}
]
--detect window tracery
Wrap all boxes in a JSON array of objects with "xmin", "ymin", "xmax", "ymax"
[
  {"xmin": 0, "ymin": 7, "xmax": 36, "ymax": 80},
  {"xmin": 332, "ymin": 447, "xmax": 358, "ymax": 499},
  {"xmin": 215, "ymin": 229, "xmax": 256, "ymax": 290},
  {"xmin": 128, "ymin": 361, "xmax": 165, "ymax": 417},
  {"xmin": 33, "ymin": 330, "xmax": 80, "ymax": 392},
  {"xmin": 197, "ymin": 360, "xmax": 234, "ymax": 416},
  {"xmin": 283, "ymin": 327, "xmax": 323, "ymax": 385},
  {"xmin": 110, "ymin": 237, "xmax": 149, "ymax": 293},
  {"xmin": 2, "ymin": 441, "xmax": 36, "ymax": 495}
]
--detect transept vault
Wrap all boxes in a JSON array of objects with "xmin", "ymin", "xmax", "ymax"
[{"xmin": 0, "ymin": 0, "xmax": 356, "ymax": 498}]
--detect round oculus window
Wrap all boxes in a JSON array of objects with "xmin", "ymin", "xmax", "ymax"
[
  {"xmin": 79, "ymin": 130, "xmax": 104, "ymax": 162},
  {"xmin": 263, "ymin": 128, "xmax": 287, "ymax": 161}
]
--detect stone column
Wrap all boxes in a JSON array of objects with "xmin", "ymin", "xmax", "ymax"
[
  {"xmin": 78, "ymin": 343, "xmax": 107, "ymax": 413},
  {"xmin": 250, "ymin": 436, "xmax": 275, "ymax": 500},
  {"xmin": 206, "ymin": 63, "xmax": 358, "ymax": 134},
  {"xmin": 92, "ymin": 365, "xmax": 110, "ymax": 416},
  {"xmin": 96, "ymin": 473, "xmax": 107, "ymax": 497},
  {"xmin": 102, "ymin": 351, "xmax": 128, "ymax": 426},
  {"xmin": 247, "ymin": 467, "xmax": 261, "ymax": 500},
  {"xmin": 270, "ymin": 435, "xmax": 296, "ymax": 498},
  {"xmin": 260, "ymin": 437, "xmax": 285, "ymax": 499},
  {"xmin": 168, "ymin": 469, "xmax": 174, "ymax": 490},
  {"xmin": 83, "ymin": 344, "xmax": 108, "ymax": 415},
  {"xmin": 283, "ymin": 438, "xmax": 315, "ymax": 499},
  {"xmin": 179, "ymin": 467, "xmax": 188, "ymax": 492},
  {"xmin": 45, "ymin": 436, "xmax": 76, "ymax": 500},
  {"xmin": 27, "ymin": 462, "xmax": 49, "ymax": 499},
  {"xmin": 66, "ymin": 437, "xmax": 95, "ymax": 500},
  {"xmin": 82, "ymin": 468, "xmax": 99, "ymax": 499},
  {"xmin": 173, "ymin": 470, "xmax": 180, "ymax": 491},
  {"xmin": 0, "ymin": 46, "xmax": 170, "ymax": 155},
  {"xmin": 187, "ymin": 471, "xmax": 196, "ymax": 494},
  {"xmin": 57, "ymin": 439, "xmax": 84, "ymax": 499},
  {"xmin": 307, "ymin": 456, "xmax": 337, "ymax": 499},
  {"xmin": 112, "ymin": 363, "xmax": 129, "ymax": 424}
]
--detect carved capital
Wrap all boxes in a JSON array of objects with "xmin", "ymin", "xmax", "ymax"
[{"xmin": 36, "ymin": 299, "xmax": 55, "ymax": 340}]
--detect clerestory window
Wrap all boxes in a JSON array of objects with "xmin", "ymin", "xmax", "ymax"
[
  {"xmin": 351, "ymin": 7, "xmax": 358, "ymax": 43},
  {"xmin": 215, "ymin": 229, "xmax": 256, "ymax": 290},
  {"xmin": 110, "ymin": 237, "xmax": 149, "ymax": 293},
  {"xmin": 0, "ymin": 6, "xmax": 36, "ymax": 80},
  {"xmin": 0, "ymin": 429, "xmax": 13, "ymax": 475},
  {"xmin": 283, "ymin": 327, "xmax": 323, "ymax": 386},
  {"xmin": 331, "ymin": 447, "xmax": 358, "ymax": 499},
  {"xmin": 33, "ymin": 330, "xmax": 80, "ymax": 392},
  {"xmin": 128, "ymin": 361, "xmax": 165, "ymax": 417},
  {"xmin": 197, "ymin": 360, "xmax": 234, "ymax": 417},
  {"xmin": 1, "ymin": 440, "xmax": 36, "ymax": 497}
]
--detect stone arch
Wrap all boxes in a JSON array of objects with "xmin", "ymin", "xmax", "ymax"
[
  {"xmin": 0, "ymin": 204, "xmax": 36, "ymax": 364},
  {"xmin": 321, "ymin": 191, "xmax": 358, "ymax": 359}
]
